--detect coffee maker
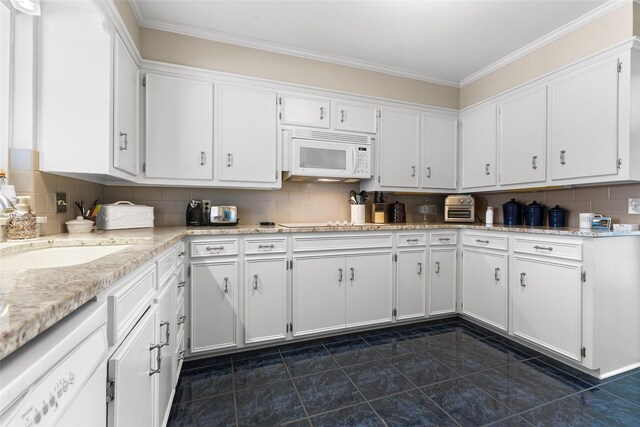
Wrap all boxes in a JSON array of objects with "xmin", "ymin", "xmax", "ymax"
[{"xmin": 186, "ymin": 200, "xmax": 203, "ymax": 226}]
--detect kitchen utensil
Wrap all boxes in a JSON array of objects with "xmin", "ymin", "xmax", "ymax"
[
  {"xmin": 186, "ymin": 200, "xmax": 203, "ymax": 226},
  {"xmin": 358, "ymin": 191, "xmax": 368, "ymax": 204},
  {"xmin": 580, "ymin": 213, "xmax": 595, "ymax": 229},
  {"xmin": 548, "ymin": 205, "xmax": 567, "ymax": 228},
  {"xmin": 502, "ymin": 198, "xmax": 524, "ymax": 226},
  {"xmin": 66, "ymin": 216, "xmax": 94, "ymax": 234},
  {"xmin": 371, "ymin": 203, "xmax": 386, "ymax": 224},
  {"xmin": 524, "ymin": 200, "xmax": 546, "ymax": 226},
  {"xmin": 387, "ymin": 201, "xmax": 406, "ymax": 223},
  {"xmin": 349, "ymin": 190, "xmax": 358, "ymax": 205}
]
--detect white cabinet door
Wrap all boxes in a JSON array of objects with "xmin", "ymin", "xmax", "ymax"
[
  {"xmin": 379, "ymin": 108, "xmax": 420, "ymax": 188},
  {"xmin": 499, "ymin": 86, "xmax": 547, "ymax": 186},
  {"xmin": 145, "ymin": 74, "xmax": 213, "ymax": 180},
  {"xmin": 461, "ymin": 105, "xmax": 497, "ymax": 189},
  {"xmin": 513, "ymin": 257, "xmax": 582, "ymax": 361},
  {"xmin": 245, "ymin": 257, "xmax": 288, "ymax": 344},
  {"xmin": 428, "ymin": 247, "xmax": 457, "ymax": 316},
  {"xmin": 113, "ymin": 34, "xmax": 139, "ymax": 176},
  {"xmin": 281, "ymin": 94, "xmax": 330, "ymax": 128},
  {"xmin": 345, "ymin": 252, "xmax": 393, "ymax": 327},
  {"xmin": 550, "ymin": 56, "xmax": 620, "ymax": 181},
  {"xmin": 293, "ymin": 254, "xmax": 345, "ymax": 336},
  {"xmin": 107, "ymin": 305, "xmax": 157, "ymax": 427},
  {"xmin": 190, "ymin": 260, "xmax": 238, "ymax": 352},
  {"xmin": 396, "ymin": 249, "xmax": 426, "ymax": 320},
  {"xmin": 333, "ymin": 100, "xmax": 378, "ymax": 134},
  {"xmin": 217, "ymin": 85, "xmax": 278, "ymax": 184},
  {"xmin": 462, "ymin": 249, "xmax": 508, "ymax": 331},
  {"xmin": 422, "ymin": 115, "xmax": 457, "ymax": 190},
  {"xmin": 155, "ymin": 279, "xmax": 175, "ymax": 427}
]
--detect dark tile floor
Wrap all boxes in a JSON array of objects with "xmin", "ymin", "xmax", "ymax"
[{"xmin": 168, "ymin": 317, "xmax": 640, "ymax": 426}]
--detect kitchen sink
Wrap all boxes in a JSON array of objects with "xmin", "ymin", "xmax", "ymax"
[{"xmin": 1, "ymin": 245, "xmax": 132, "ymax": 270}]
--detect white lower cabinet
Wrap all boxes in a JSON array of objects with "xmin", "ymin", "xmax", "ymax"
[
  {"xmin": 244, "ymin": 257, "xmax": 288, "ymax": 344},
  {"xmin": 345, "ymin": 252, "xmax": 393, "ymax": 327},
  {"xmin": 396, "ymin": 249, "xmax": 427, "ymax": 320},
  {"xmin": 513, "ymin": 256, "xmax": 582, "ymax": 361},
  {"xmin": 190, "ymin": 260, "xmax": 238, "ymax": 353},
  {"xmin": 107, "ymin": 305, "xmax": 158, "ymax": 427},
  {"xmin": 428, "ymin": 247, "xmax": 457, "ymax": 316},
  {"xmin": 462, "ymin": 249, "xmax": 508, "ymax": 331},
  {"xmin": 155, "ymin": 278, "xmax": 175, "ymax": 427},
  {"xmin": 293, "ymin": 254, "xmax": 346, "ymax": 336}
]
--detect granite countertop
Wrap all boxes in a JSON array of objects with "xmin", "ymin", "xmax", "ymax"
[{"xmin": 1, "ymin": 222, "xmax": 639, "ymax": 360}]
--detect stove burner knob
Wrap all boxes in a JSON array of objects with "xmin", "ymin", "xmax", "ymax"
[
  {"xmin": 42, "ymin": 403, "xmax": 48, "ymax": 415},
  {"xmin": 34, "ymin": 411, "xmax": 42, "ymax": 424},
  {"xmin": 62, "ymin": 380, "xmax": 69, "ymax": 392},
  {"xmin": 49, "ymin": 395, "xmax": 56, "ymax": 407}
]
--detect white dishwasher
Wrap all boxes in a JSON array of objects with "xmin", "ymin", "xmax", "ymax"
[{"xmin": 0, "ymin": 300, "xmax": 107, "ymax": 427}]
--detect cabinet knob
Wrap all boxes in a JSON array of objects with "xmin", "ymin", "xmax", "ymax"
[
  {"xmin": 160, "ymin": 321, "xmax": 170, "ymax": 346},
  {"xmin": 417, "ymin": 262, "xmax": 423, "ymax": 275},
  {"xmin": 350, "ymin": 267, "xmax": 355, "ymax": 281},
  {"xmin": 223, "ymin": 277, "xmax": 229, "ymax": 293},
  {"xmin": 411, "ymin": 166, "xmax": 416, "ymax": 177},
  {"xmin": 520, "ymin": 272, "xmax": 526, "ymax": 287},
  {"xmin": 560, "ymin": 150, "xmax": 567, "ymax": 165},
  {"xmin": 485, "ymin": 163, "xmax": 491, "ymax": 175},
  {"xmin": 227, "ymin": 153, "xmax": 233, "ymax": 167},
  {"xmin": 320, "ymin": 106, "xmax": 325, "ymax": 120},
  {"xmin": 494, "ymin": 267, "xmax": 500, "ymax": 282},
  {"xmin": 435, "ymin": 261, "xmax": 440, "ymax": 274},
  {"xmin": 341, "ymin": 109, "xmax": 345, "ymax": 123},
  {"xmin": 253, "ymin": 274, "xmax": 259, "ymax": 290},
  {"xmin": 200, "ymin": 151, "xmax": 207, "ymax": 166},
  {"xmin": 338, "ymin": 268, "xmax": 343, "ymax": 282},
  {"xmin": 426, "ymin": 167, "xmax": 431, "ymax": 178},
  {"xmin": 119, "ymin": 132, "xmax": 128, "ymax": 151},
  {"xmin": 532, "ymin": 155, "xmax": 538, "ymax": 170},
  {"xmin": 149, "ymin": 344, "xmax": 162, "ymax": 376}
]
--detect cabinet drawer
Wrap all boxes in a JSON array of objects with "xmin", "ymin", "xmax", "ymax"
[
  {"xmin": 397, "ymin": 233, "xmax": 426, "ymax": 247},
  {"xmin": 463, "ymin": 233, "xmax": 508, "ymax": 251},
  {"xmin": 514, "ymin": 238, "xmax": 582, "ymax": 261},
  {"xmin": 157, "ymin": 247, "xmax": 176, "ymax": 289},
  {"xmin": 191, "ymin": 239, "xmax": 238, "ymax": 257},
  {"xmin": 245, "ymin": 238, "xmax": 287, "ymax": 254},
  {"xmin": 293, "ymin": 234, "xmax": 393, "ymax": 252},
  {"xmin": 176, "ymin": 241, "xmax": 187, "ymax": 264},
  {"xmin": 107, "ymin": 263, "xmax": 156, "ymax": 346},
  {"xmin": 429, "ymin": 232, "xmax": 457, "ymax": 245}
]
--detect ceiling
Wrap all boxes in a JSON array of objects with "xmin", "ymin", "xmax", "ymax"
[{"xmin": 131, "ymin": 0, "xmax": 611, "ymax": 87}]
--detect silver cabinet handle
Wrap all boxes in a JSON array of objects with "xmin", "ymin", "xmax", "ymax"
[
  {"xmin": 320, "ymin": 106, "xmax": 325, "ymax": 120},
  {"xmin": 494, "ymin": 267, "xmax": 500, "ymax": 282},
  {"xmin": 258, "ymin": 244, "xmax": 274, "ymax": 249},
  {"xmin": 426, "ymin": 167, "xmax": 431, "ymax": 178},
  {"xmin": 411, "ymin": 166, "xmax": 416, "ymax": 177},
  {"xmin": 340, "ymin": 109, "xmax": 345, "ymax": 123},
  {"xmin": 178, "ymin": 315, "xmax": 186, "ymax": 325},
  {"xmin": 200, "ymin": 151, "xmax": 207, "ymax": 166},
  {"xmin": 560, "ymin": 150, "xmax": 566, "ymax": 165},
  {"xmin": 149, "ymin": 344, "xmax": 162, "ymax": 376},
  {"xmin": 406, "ymin": 238, "xmax": 419, "ymax": 243},
  {"xmin": 476, "ymin": 239, "xmax": 490, "ymax": 244},
  {"xmin": 253, "ymin": 274, "xmax": 259, "ymax": 290},
  {"xmin": 417, "ymin": 262, "xmax": 423, "ymax": 275},
  {"xmin": 338, "ymin": 268, "xmax": 343, "ymax": 282},
  {"xmin": 160, "ymin": 321, "xmax": 170, "ymax": 347},
  {"xmin": 435, "ymin": 261, "xmax": 440, "ymax": 274},
  {"xmin": 206, "ymin": 246, "xmax": 224, "ymax": 251},
  {"xmin": 350, "ymin": 267, "xmax": 355, "ymax": 281},
  {"xmin": 178, "ymin": 280, "xmax": 186, "ymax": 288},
  {"xmin": 178, "ymin": 350, "xmax": 185, "ymax": 361},
  {"xmin": 223, "ymin": 277, "xmax": 229, "ymax": 293},
  {"xmin": 534, "ymin": 245, "xmax": 553, "ymax": 251},
  {"xmin": 532, "ymin": 155, "xmax": 538, "ymax": 170},
  {"xmin": 178, "ymin": 251, "xmax": 186, "ymax": 257},
  {"xmin": 227, "ymin": 153, "xmax": 233, "ymax": 167},
  {"xmin": 485, "ymin": 163, "xmax": 491, "ymax": 175},
  {"xmin": 119, "ymin": 132, "xmax": 128, "ymax": 150},
  {"xmin": 439, "ymin": 237, "xmax": 451, "ymax": 242},
  {"xmin": 520, "ymin": 272, "xmax": 526, "ymax": 287}
]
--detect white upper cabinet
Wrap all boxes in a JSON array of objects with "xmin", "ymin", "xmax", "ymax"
[
  {"xmin": 332, "ymin": 100, "xmax": 378, "ymax": 134},
  {"xmin": 422, "ymin": 114, "xmax": 457, "ymax": 190},
  {"xmin": 379, "ymin": 108, "xmax": 421, "ymax": 188},
  {"xmin": 113, "ymin": 35, "xmax": 139, "ymax": 177},
  {"xmin": 550, "ymin": 56, "xmax": 620, "ymax": 181},
  {"xmin": 461, "ymin": 105, "xmax": 497, "ymax": 189},
  {"xmin": 216, "ymin": 85, "xmax": 279, "ymax": 185},
  {"xmin": 281, "ymin": 94, "xmax": 331, "ymax": 129},
  {"xmin": 499, "ymin": 86, "xmax": 547, "ymax": 186},
  {"xmin": 145, "ymin": 74, "xmax": 214, "ymax": 180}
]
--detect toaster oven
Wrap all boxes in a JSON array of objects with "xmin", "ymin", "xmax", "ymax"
[{"xmin": 444, "ymin": 195, "xmax": 475, "ymax": 223}]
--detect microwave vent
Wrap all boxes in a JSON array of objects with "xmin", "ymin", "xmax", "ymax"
[{"xmin": 291, "ymin": 129, "xmax": 370, "ymax": 144}]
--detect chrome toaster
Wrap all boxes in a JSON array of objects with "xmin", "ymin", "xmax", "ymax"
[
  {"xmin": 209, "ymin": 206, "xmax": 238, "ymax": 225},
  {"xmin": 444, "ymin": 195, "xmax": 475, "ymax": 223}
]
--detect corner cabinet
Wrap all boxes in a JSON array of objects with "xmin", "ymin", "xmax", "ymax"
[
  {"xmin": 216, "ymin": 84, "xmax": 279, "ymax": 186},
  {"xmin": 145, "ymin": 74, "xmax": 214, "ymax": 181},
  {"xmin": 422, "ymin": 115, "xmax": 457, "ymax": 190},
  {"xmin": 460, "ymin": 105, "xmax": 497, "ymax": 190}
]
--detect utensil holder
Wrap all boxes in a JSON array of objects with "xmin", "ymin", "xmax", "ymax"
[{"xmin": 351, "ymin": 205, "xmax": 365, "ymax": 225}]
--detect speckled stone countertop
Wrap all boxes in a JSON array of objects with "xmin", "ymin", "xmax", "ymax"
[{"xmin": 1, "ymin": 223, "xmax": 639, "ymax": 359}]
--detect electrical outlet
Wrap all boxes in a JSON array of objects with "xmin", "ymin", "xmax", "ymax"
[
  {"xmin": 202, "ymin": 199, "xmax": 212, "ymax": 207},
  {"xmin": 55, "ymin": 192, "xmax": 67, "ymax": 213},
  {"xmin": 628, "ymin": 198, "xmax": 640, "ymax": 214}
]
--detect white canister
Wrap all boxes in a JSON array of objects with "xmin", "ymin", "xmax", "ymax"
[
  {"xmin": 351, "ymin": 204, "xmax": 366, "ymax": 225},
  {"xmin": 579, "ymin": 213, "xmax": 595, "ymax": 229},
  {"xmin": 485, "ymin": 207, "xmax": 494, "ymax": 226}
]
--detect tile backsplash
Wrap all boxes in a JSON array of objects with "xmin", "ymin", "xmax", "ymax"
[{"xmin": 7, "ymin": 148, "xmax": 640, "ymax": 235}]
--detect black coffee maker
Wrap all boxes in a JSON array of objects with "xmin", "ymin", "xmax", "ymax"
[{"xmin": 186, "ymin": 200, "xmax": 203, "ymax": 226}]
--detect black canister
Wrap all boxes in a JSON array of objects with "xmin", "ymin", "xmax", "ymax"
[
  {"xmin": 524, "ymin": 201, "xmax": 546, "ymax": 226},
  {"xmin": 502, "ymin": 198, "xmax": 524, "ymax": 226},
  {"xmin": 387, "ymin": 201, "xmax": 406, "ymax": 223},
  {"xmin": 548, "ymin": 205, "xmax": 567, "ymax": 228}
]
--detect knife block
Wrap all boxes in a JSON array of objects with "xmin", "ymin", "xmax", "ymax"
[{"xmin": 371, "ymin": 203, "xmax": 386, "ymax": 224}]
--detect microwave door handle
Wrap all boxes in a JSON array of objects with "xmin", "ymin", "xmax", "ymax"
[{"xmin": 351, "ymin": 146, "xmax": 357, "ymax": 174}]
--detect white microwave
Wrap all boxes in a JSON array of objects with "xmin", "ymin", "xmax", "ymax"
[{"xmin": 284, "ymin": 129, "xmax": 372, "ymax": 182}]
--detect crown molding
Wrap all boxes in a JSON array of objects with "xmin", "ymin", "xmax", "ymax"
[{"xmin": 460, "ymin": 0, "xmax": 632, "ymax": 87}]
